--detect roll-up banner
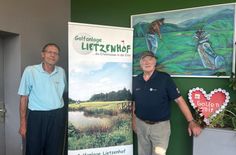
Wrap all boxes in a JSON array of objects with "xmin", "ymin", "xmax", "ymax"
[{"xmin": 68, "ymin": 22, "xmax": 133, "ymax": 155}]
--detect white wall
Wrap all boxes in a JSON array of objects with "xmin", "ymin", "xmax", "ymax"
[{"xmin": 0, "ymin": 0, "xmax": 70, "ymax": 154}]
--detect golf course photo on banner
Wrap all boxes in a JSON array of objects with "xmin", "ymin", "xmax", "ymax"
[{"xmin": 68, "ymin": 22, "xmax": 133, "ymax": 155}]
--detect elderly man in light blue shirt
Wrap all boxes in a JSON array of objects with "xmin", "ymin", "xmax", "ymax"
[{"xmin": 18, "ymin": 43, "xmax": 67, "ymax": 155}]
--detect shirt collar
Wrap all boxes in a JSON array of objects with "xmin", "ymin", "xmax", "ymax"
[
  {"xmin": 138, "ymin": 70, "xmax": 158, "ymax": 81},
  {"xmin": 38, "ymin": 62, "xmax": 58, "ymax": 75}
]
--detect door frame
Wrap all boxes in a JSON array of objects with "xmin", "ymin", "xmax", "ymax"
[
  {"xmin": 0, "ymin": 31, "xmax": 22, "ymax": 155},
  {"xmin": 0, "ymin": 34, "xmax": 6, "ymax": 155}
]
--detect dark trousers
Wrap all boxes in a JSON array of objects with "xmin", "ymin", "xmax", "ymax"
[{"xmin": 26, "ymin": 107, "xmax": 66, "ymax": 155}]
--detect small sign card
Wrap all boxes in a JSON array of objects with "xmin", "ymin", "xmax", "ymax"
[{"xmin": 188, "ymin": 87, "xmax": 230, "ymax": 124}]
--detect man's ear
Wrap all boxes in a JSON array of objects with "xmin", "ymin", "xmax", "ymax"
[{"xmin": 41, "ymin": 52, "xmax": 45, "ymax": 58}]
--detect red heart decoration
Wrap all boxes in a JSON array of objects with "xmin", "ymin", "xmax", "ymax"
[{"xmin": 188, "ymin": 87, "xmax": 230, "ymax": 124}]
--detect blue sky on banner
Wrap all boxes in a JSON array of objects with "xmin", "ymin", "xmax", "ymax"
[{"xmin": 69, "ymin": 61, "xmax": 132, "ymax": 101}]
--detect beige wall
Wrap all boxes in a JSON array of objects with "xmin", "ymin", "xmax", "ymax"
[
  {"xmin": 0, "ymin": 0, "xmax": 70, "ymax": 154},
  {"xmin": 0, "ymin": 0, "xmax": 69, "ymax": 68}
]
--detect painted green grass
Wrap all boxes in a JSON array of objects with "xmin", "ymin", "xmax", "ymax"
[{"xmin": 133, "ymin": 30, "xmax": 233, "ymax": 76}]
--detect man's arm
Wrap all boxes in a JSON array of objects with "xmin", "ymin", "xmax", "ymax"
[
  {"xmin": 19, "ymin": 95, "xmax": 28, "ymax": 139},
  {"xmin": 175, "ymin": 96, "xmax": 202, "ymax": 136},
  {"xmin": 132, "ymin": 102, "xmax": 136, "ymax": 133}
]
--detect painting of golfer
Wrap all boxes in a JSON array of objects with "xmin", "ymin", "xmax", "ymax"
[{"xmin": 131, "ymin": 3, "xmax": 235, "ymax": 77}]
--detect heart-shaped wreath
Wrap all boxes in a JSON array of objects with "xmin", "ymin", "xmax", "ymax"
[{"xmin": 188, "ymin": 87, "xmax": 230, "ymax": 125}]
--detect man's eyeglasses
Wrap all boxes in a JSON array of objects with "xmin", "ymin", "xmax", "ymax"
[{"xmin": 44, "ymin": 51, "xmax": 59, "ymax": 56}]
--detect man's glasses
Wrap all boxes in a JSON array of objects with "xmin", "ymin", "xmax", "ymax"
[{"xmin": 44, "ymin": 51, "xmax": 59, "ymax": 56}]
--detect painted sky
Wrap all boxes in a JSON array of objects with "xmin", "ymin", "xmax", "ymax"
[{"xmin": 131, "ymin": 4, "xmax": 234, "ymax": 25}]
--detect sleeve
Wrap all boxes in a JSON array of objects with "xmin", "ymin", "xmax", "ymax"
[
  {"xmin": 132, "ymin": 76, "xmax": 137, "ymax": 101},
  {"xmin": 132, "ymin": 79, "xmax": 134, "ymax": 101},
  {"xmin": 62, "ymin": 68, "xmax": 68, "ymax": 93},
  {"xmin": 166, "ymin": 75, "xmax": 181, "ymax": 101},
  {"xmin": 18, "ymin": 66, "xmax": 32, "ymax": 96}
]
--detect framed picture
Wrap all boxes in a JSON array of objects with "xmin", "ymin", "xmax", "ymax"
[{"xmin": 131, "ymin": 3, "xmax": 236, "ymax": 78}]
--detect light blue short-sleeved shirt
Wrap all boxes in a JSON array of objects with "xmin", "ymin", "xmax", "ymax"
[{"xmin": 18, "ymin": 63, "xmax": 67, "ymax": 111}]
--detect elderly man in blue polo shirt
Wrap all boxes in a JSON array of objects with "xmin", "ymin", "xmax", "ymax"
[
  {"xmin": 132, "ymin": 51, "xmax": 201, "ymax": 155},
  {"xmin": 18, "ymin": 43, "xmax": 67, "ymax": 155}
]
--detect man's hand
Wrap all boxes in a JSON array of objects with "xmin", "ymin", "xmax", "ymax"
[
  {"xmin": 188, "ymin": 120, "xmax": 202, "ymax": 136},
  {"xmin": 19, "ymin": 123, "xmax": 27, "ymax": 139}
]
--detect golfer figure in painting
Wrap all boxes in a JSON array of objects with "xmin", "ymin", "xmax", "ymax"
[
  {"xmin": 194, "ymin": 29, "xmax": 225, "ymax": 70},
  {"xmin": 145, "ymin": 18, "xmax": 165, "ymax": 55}
]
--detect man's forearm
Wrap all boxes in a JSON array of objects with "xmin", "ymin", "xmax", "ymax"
[
  {"xmin": 19, "ymin": 96, "xmax": 28, "ymax": 127},
  {"xmin": 175, "ymin": 96, "xmax": 194, "ymax": 122}
]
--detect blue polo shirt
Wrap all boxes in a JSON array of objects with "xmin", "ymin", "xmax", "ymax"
[
  {"xmin": 133, "ymin": 71, "xmax": 181, "ymax": 122},
  {"xmin": 18, "ymin": 63, "xmax": 67, "ymax": 111}
]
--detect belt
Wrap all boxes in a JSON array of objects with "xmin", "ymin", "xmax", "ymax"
[
  {"xmin": 143, "ymin": 120, "xmax": 159, "ymax": 125},
  {"xmin": 138, "ymin": 118, "xmax": 159, "ymax": 125}
]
